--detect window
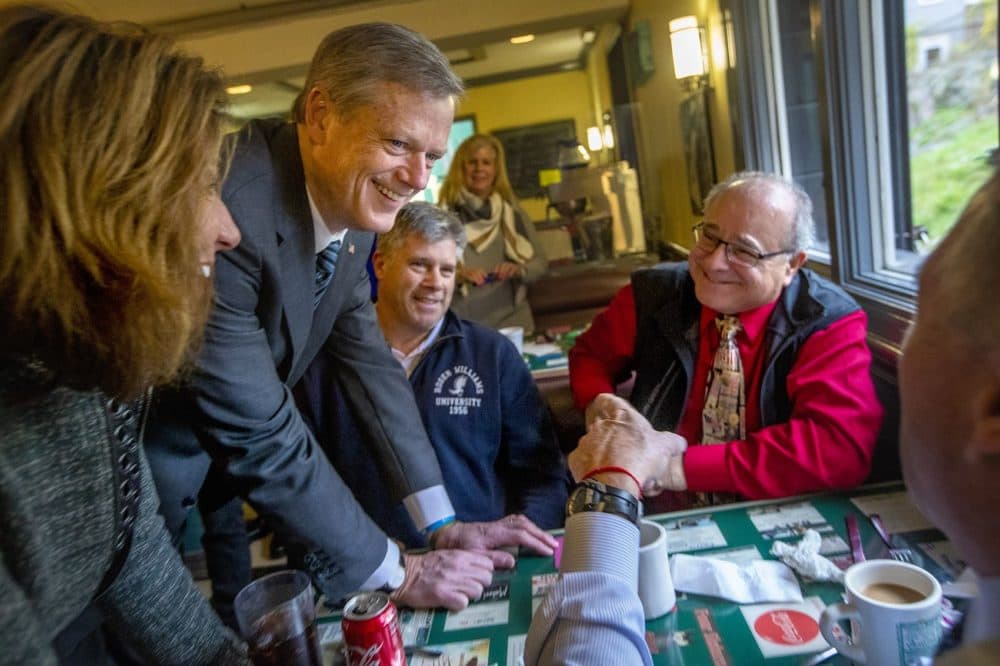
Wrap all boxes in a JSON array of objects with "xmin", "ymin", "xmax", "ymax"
[
  {"xmin": 414, "ymin": 115, "xmax": 476, "ymax": 204},
  {"xmin": 903, "ymin": 1, "xmax": 996, "ymax": 255},
  {"xmin": 923, "ymin": 46, "xmax": 942, "ymax": 67},
  {"xmin": 725, "ymin": 0, "xmax": 997, "ymax": 347}
]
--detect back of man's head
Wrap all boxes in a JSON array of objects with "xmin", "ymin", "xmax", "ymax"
[
  {"xmin": 378, "ymin": 201, "xmax": 467, "ymax": 260},
  {"xmin": 900, "ymin": 169, "xmax": 1000, "ymax": 577},
  {"xmin": 292, "ymin": 22, "xmax": 464, "ymax": 121}
]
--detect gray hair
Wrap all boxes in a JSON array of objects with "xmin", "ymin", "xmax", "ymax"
[
  {"xmin": 927, "ymin": 169, "xmax": 1000, "ymax": 351},
  {"xmin": 704, "ymin": 171, "xmax": 816, "ymax": 253},
  {"xmin": 292, "ymin": 22, "xmax": 464, "ymax": 121},
  {"xmin": 378, "ymin": 202, "xmax": 467, "ymax": 260}
]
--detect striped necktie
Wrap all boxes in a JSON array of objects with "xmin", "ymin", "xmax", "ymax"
[{"xmin": 314, "ymin": 239, "xmax": 342, "ymax": 308}]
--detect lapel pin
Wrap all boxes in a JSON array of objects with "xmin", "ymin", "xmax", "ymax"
[{"xmin": 348, "ymin": 243, "xmax": 355, "ymax": 255}]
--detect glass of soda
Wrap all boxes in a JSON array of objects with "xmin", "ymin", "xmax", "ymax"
[{"xmin": 234, "ymin": 569, "xmax": 322, "ymax": 665}]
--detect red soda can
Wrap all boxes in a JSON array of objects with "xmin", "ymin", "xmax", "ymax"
[{"xmin": 341, "ymin": 591, "xmax": 405, "ymax": 666}]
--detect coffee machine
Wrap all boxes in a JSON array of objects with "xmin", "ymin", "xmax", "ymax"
[{"xmin": 546, "ymin": 161, "xmax": 646, "ymax": 261}]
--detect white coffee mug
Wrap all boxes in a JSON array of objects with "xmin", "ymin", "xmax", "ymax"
[
  {"xmin": 498, "ymin": 326, "xmax": 524, "ymax": 355},
  {"xmin": 819, "ymin": 559, "xmax": 942, "ymax": 665},
  {"xmin": 637, "ymin": 519, "xmax": 676, "ymax": 619}
]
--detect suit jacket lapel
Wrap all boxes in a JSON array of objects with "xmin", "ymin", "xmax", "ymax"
[{"xmin": 271, "ymin": 124, "xmax": 314, "ymax": 377}]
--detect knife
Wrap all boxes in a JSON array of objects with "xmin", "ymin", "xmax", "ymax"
[{"xmin": 845, "ymin": 514, "xmax": 865, "ymax": 563}]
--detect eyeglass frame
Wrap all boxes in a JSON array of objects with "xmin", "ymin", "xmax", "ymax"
[{"xmin": 691, "ymin": 222, "xmax": 796, "ymax": 268}]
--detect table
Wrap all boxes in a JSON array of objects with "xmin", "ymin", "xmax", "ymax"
[{"xmin": 317, "ymin": 482, "xmax": 964, "ymax": 665}]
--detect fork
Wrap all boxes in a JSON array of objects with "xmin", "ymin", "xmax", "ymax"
[{"xmin": 869, "ymin": 513, "xmax": 916, "ymax": 562}]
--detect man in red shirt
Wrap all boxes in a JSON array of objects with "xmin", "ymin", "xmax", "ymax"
[{"xmin": 570, "ymin": 171, "xmax": 883, "ymax": 511}]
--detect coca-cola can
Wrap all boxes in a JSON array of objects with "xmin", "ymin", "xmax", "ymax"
[{"xmin": 341, "ymin": 591, "xmax": 405, "ymax": 666}]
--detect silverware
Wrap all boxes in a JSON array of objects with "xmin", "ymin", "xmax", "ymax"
[
  {"xmin": 869, "ymin": 513, "xmax": 916, "ymax": 562},
  {"xmin": 799, "ymin": 646, "xmax": 837, "ymax": 666},
  {"xmin": 404, "ymin": 646, "xmax": 444, "ymax": 659},
  {"xmin": 845, "ymin": 514, "xmax": 865, "ymax": 563}
]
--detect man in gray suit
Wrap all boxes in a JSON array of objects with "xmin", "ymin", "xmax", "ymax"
[{"xmin": 145, "ymin": 22, "xmax": 556, "ymax": 612}]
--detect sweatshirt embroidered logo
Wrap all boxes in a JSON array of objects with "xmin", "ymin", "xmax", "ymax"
[{"xmin": 433, "ymin": 365, "xmax": 485, "ymax": 415}]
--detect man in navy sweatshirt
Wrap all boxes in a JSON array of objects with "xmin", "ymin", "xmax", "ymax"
[{"xmin": 297, "ymin": 202, "xmax": 568, "ymax": 547}]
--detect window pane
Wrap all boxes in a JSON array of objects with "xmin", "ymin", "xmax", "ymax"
[
  {"xmin": 904, "ymin": 0, "xmax": 997, "ymax": 255},
  {"xmin": 415, "ymin": 116, "xmax": 477, "ymax": 204},
  {"xmin": 776, "ymin": 0, "xmax": 830, "ymax": 251}
]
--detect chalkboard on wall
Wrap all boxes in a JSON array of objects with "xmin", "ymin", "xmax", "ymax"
[{"xmin": 492, "ymin": 120, "xmax": 577, "ymax": 199}]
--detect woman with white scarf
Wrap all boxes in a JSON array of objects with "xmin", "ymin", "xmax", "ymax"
[{"xmin": 439, "ymin": 134, "xmax": 547, "ymax": 331}]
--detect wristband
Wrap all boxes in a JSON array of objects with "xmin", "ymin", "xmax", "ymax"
[
  {"xmin": 582, "ymin": 465, "xmax": 643, "ymax": 499},
  {"xmin": 423, "ymin": 514, "xmax": 456, "ymax": 536}
]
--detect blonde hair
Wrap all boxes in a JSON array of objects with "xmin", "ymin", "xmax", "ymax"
[
  {"xmin": 0, "ymin": 6, "xmax": 228, "ymax": 399},
  {"xmin": 438, "ymin": 134, "xmax": 517, "ymax": 207}
]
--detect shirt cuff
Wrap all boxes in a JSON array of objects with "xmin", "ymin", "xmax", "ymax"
[
  {"xmin": 360, "ymin": 539, "xmax": 403, "ymax": 591},
  {"xmin": 683, "ymin": 443, "xmax": 733, "ymax": 492},
  {"xmin": 402, "ymin": 485, "xmax": 455, "ymax": 532},
  {"xmin": 560, "ymin": 512, "xmax": 640, "ymax": 591}
]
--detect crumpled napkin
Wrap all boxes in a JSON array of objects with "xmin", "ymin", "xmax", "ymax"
[
  {"xmin": 670, "ymin": 553, "xmax": 803, "ymax": 604},
  {"xmin": 769, "ymin": 529, "xmax": 844, "ymax": 583}
]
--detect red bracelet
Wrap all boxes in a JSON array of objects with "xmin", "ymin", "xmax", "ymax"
[{"xmin": 581, "ymin": 466, "xmax": 643, "ymax": 500}]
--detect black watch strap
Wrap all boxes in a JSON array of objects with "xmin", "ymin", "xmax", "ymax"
[{"xmin": 566, "ymin": 478, "xmax": 641, "ymax": 525}]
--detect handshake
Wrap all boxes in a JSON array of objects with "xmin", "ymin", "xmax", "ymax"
[{"xmin": 573, "ymin": 394, "xmax": 689, "ymax": 497}]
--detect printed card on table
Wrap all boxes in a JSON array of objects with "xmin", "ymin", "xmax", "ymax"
[
  {"xmin": 661, "ymin": 515, "xmax": 727, "ymax": 552},
  {"xmin": 850, "ymin": 491, "xmax": 934, "ymax": 534},
  {"xmin": 531, "ymin": 572, "xmax": 560, "ymax": 597},
  {"xmin": 399, "ymin": 608, "xmax": 435, "ymax": 646},
  {"xmin": 506, "ymin": 634, "xmax": 526, "ymax": 666},
  {"xmin": 531, "ymin": 572, "xmax": 561, "ymax": 613},
  {"xmin": 920, "ymin": 540, "xmax": 967, "ymax": 578},
  {"xmin": 739, "ymin": 596, "xmax": 829, "ymax": 658},
  {"xmin": 747, "ymin": 501, "xmax": 831, "ymax": 540},
  {"xmin": 444, "ymin": 600, "xmax": 510, "ymax": 631},
  {"xmin": 410, "ymin": 638, "xmax": 490, "ymax": 666}
]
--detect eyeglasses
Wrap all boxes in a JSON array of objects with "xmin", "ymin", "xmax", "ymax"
[{"xmin": 691, "ymin": 222, "xmax": 794, "ymax": 268}]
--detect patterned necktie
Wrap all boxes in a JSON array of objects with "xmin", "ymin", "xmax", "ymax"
[
  {"xmin": 314, "ymin": 239, "xmax": 342, "ymax": 308},
  {"xmin": 696, "ymin": 315, "xmax": 745, "ymax": 508},
  {"xmin": 702, "ymin": 315, "xmax": 745, "ymax": 443}
]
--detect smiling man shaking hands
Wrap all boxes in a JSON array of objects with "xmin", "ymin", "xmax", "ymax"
[
  {"xmin": 569, "ymin": 171, "xmax": 883, "ymax": 513},
  {"xmin": 144, "ymin": 23, "xmax": 556, "ymax": 615}
]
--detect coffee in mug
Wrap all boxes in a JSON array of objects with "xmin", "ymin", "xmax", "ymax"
[
  {"xmin": 820, "ymin": 560, "xmax": 941, "ymax": 665},
  {"xmin": 861, "ymin": 582, "xmax": 927, "ymax": 605}
]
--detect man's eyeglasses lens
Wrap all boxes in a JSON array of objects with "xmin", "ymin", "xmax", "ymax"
[{"xmin": 693, "ymin": 225, "xmax": 762, "ymax": 267}]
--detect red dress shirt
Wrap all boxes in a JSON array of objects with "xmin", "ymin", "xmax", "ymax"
[{"xmin": 569, "ymin": 283, "xmax": 883, "ymax": 509}]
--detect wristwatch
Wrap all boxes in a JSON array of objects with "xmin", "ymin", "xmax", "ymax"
[{"xmin": 566, "ymin": 478, "xmax": 641, "ymax": 525}]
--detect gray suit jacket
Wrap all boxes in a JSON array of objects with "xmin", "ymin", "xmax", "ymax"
[
  {"xmin": 144, "ymin": 119, "xmax": 445, "ymax": 598},
  {"xmin": 0, "ymin": 359, "xmax": 246, "ymax": 664}
]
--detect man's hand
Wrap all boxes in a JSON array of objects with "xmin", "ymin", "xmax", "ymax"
[
  {"xmin": 644, "ymin": 455, "xmax": 687, "ymax": 493},
  {"xmin": 430, "ymin": 514, "xmax": 558, "ymax": 567},
  {"xmin": 391, "ymin": 550, "xmax": 494, "ymax": 611},
  {"xmin": 572, "ymin": 393, "xmax": 688, "ymax": 496}
]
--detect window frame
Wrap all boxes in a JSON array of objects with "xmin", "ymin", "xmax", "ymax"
[{"xmin": 723, "ymin": 0, "xmax": 921, "ymax": 357}]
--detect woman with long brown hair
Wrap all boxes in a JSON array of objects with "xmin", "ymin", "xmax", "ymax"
[
  {"xmin": 0, "ymin": 6, "xmax": 245, "ymax": 663},
  {"xmin": 438, "ymin": 134, "xmax": 547, "ymax": 331}
]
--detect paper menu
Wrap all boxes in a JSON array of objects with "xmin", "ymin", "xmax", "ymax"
[{"xmin": 850, "ymin": 491, "xmax": 934, "ymax": 534}]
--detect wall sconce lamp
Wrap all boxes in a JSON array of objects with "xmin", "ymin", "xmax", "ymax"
[
  {"xmin": 669, "ymin": 16, "xmax": 708, "ymax": 90},
  {"xmin": 586, "ymin": 123, "xmax": 616, "ymax": 153}
]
